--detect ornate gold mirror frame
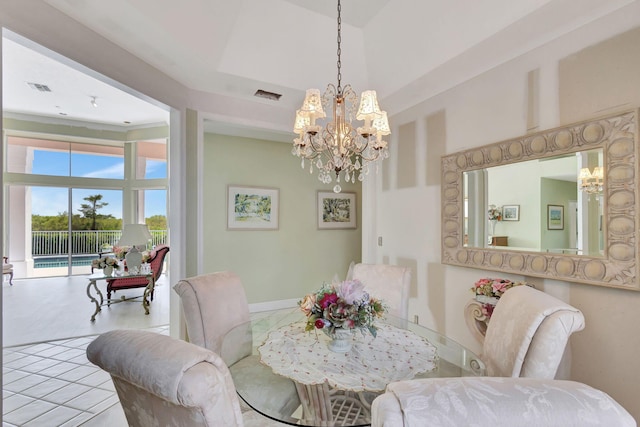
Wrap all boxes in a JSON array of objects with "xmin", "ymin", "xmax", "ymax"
[{"xmin": 442, "ymin": 109, "xmax": 639, "ymax": 291}]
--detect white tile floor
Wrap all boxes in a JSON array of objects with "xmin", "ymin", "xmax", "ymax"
[
  {"xmin": 3, "ymin": 274, "xmax": 171, "ymax": 426},
  {"xmin": 3, "ymin": 326, "xmax": 168, "ymax": 426}
]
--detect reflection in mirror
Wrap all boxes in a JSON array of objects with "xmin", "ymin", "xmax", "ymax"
[
  {"xmin": 463, "ymin": 149, "xmax": 604, "ymax": 256},
  {"xmin": 441, "ymin": 109, "xmax": 639, "ymax": 290}
]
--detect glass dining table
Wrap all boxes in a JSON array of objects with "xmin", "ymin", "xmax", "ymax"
[{"xmin": 220, "ymin": 308, "xmax": 485, "ymax": 427}]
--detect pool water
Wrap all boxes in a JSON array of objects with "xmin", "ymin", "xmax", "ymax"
[{"xmin": 34, "ymin": 255, "xmax": 97, "ymax": 269}]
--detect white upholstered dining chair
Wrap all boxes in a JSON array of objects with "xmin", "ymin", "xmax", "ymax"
[
  {"xmin": 87, "ymin": 329, "xmax": 282, "ymax": 427},
  {"xmin": 481, "ymin": 285, "xmax": 585, "ymax": 379},
  {"xmin": 173, "ymin": 271, "xmax": 300, "ymax": 417},
  {"xmin": 346, "ymin": 262, "xmax": 411, "ymax": 319},
  {"xmin": 370, "ymin": 377, "xmax": 636, "ymax": 427}
]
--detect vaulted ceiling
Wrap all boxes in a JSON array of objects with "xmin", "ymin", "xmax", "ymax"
[{"xmin": 2, "ymin": 0, "xmax": 635, "ymax": 135}]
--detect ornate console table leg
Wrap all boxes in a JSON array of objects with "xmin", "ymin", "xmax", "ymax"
[
  {"xmin": 142, "ymin": 277, "xmax": 154, "ymax": 315},
  {"xmin": 464, "ymin": 299, "xmax": 491, "ymax": 344},
  {"xmin": 87, "ymin": 279, "xmax": 104, "ymax": 322}
]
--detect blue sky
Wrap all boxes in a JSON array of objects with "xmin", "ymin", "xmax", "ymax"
[{"xmin": 30, "ymin": 151, "xmax": 166, "ymax": 218}]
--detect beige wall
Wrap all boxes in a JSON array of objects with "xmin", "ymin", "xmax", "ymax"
[
  {"xmin": 203, "ymin": 132, "xmax": 361, "ymax": 304},
  {"xmin": 558, "ymin": 23, "xmax": 640, "ymax": 422},
  {"xmin": 373, "ymin": 5, "xmax": 640, "ymax": 422}
]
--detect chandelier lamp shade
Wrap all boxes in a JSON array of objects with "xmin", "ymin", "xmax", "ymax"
[{"xmin": 292, "ymin": 0, "xmax": 390, "ymax": 193}]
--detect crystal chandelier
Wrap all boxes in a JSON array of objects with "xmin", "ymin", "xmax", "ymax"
[
  {"xmin": 578, "ymin": 166, "xmax": 604, "ymax": 194},
  {"xmin": 292, "ymin": 0, "xmax": 390, "ymax": 193}
]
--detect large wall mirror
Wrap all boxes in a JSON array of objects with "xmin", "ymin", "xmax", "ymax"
[{"xmin": 442, "ymin": 109, "xmax": 639, "ymax": 290}]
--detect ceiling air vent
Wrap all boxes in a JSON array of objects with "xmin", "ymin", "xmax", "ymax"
[
  {"xmin": 254, "ymin": 89, "xmax": 281, "ymax": 101},
  {"xmin": 27, "ymin": 82, "xmax": 52, "ymax": 92}
]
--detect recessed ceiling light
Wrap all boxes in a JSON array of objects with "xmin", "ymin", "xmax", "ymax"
[
  {"xmin": 59, "ymin": 112, "xmax": 67, "ymax": 116},
  {"xmin": 90, "ymin": 96, "xmax": 98, "ymax": 108},
  {"xmin": 254, "ymin": 89, "xmax": 282, "ymax": 101},
  {"xmin": 123, "ymin": 121, "xmax": 131, "ymax": 124}
]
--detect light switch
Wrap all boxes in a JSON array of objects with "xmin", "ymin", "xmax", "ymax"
[{"xmin": 377, "ymin": 236, "xmax": 383, "ymax": 246}]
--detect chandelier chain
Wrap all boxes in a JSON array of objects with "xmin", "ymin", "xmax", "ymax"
[{"xmin": 336, "ymin": 0, "xmax": 342, "ymax": 93}]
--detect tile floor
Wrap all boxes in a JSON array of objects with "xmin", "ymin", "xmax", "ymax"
[
  {"xmin": 3, "ymin": 326, "xmax": 168, "ymax": 426},
  {"xmin": 3, "ymin": 274, "xmax": 171, "ymax": 426}
]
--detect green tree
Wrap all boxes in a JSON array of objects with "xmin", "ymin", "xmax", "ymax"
[
  {"xmin": 145, "ymin": 215, "xmax": 167, "ymax": 230},
  {"xmin": 32, "ymin": 213, "xmax": 68, "ymax": 231},
  {"xmin": 78, "ymin": 194, "xmax": 109, "ymax": 230}
]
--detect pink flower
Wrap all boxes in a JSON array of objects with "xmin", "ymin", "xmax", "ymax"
[
  {"xmin": 318, "ymin": 292, "xmax": 338, "ymax": 309},
  {"xmin": 336, "ymin": 279, "xmax": 366, "ymax": 304},
  {"xmin": 474, "ymin": 278, "xmax": 491, "ymax": 288},
  {"xmin": 492, "ymin": 280, "xmax": 509, "ymax": 293}
]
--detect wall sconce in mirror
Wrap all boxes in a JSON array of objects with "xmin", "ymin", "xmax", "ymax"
[{"xmin": 441, "ymin": 109, "xmax": 639, "ymax": 291}]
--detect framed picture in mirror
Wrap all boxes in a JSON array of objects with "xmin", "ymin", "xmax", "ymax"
[
  {"xmin": 547, "ymin": 205, "xmax": 564, "ymax": 230},
  {"xmin": 502, "ymin": 205, "xmax": 520, "ymax": 221}
]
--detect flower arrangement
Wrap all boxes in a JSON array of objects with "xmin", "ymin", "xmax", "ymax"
[
  {"xmin": 113, "ymin": 246, "xmax": 129, "ymax": 260},
  {"xmin": 299, "ymin": 280, "xmax": 385, "ymax": 338},
  {"xmin": 91, "ymin": 256, "xmax": 119, "ymax": 269},
  {"xmin": 488, "ymin": 205, "xmax": 502, "ymax": 221},
  {"xmin": 471, "ymin": 278, "xmax": 528, "ymax": 319},
  {"xmin": 471, "ymin": 277, "xmax": 527, "ymax": 299},
  {"xmin": 113, "ymin": 246, "xmax": 151, "ymax": 263}
]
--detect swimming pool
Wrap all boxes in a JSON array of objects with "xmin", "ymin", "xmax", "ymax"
[{"xmin": 33, "ymin": 255, "xmax": 97, "ymax": 269}]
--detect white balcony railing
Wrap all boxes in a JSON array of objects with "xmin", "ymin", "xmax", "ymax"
[{"xmin": 32, "ymin": 230, "xmax": 167, "ymax": 256}]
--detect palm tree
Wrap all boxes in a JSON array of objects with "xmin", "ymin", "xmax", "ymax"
[{"xmin": 78, "ymin": 194, "xmax": 108, "ymax": 230}]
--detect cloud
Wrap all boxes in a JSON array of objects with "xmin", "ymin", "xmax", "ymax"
[{"xmin": 82, "ymin": 162, "xmax": 124, "ymax": 178}]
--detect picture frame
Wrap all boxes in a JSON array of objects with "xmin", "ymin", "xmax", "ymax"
[
  {"xmin": 502, "ymin": 205, "xmax": 520, "ymax": 221},
  {"xmin": 227, "ymin": 185, "xmax": 279, "ymax": 230},
  {"xmin": 317, "ymin": 191, "xmax": 356, "ymax": 229},
  {"xmin": 547, "ymin": 204, "xmax": 564, "ymax": 230}
]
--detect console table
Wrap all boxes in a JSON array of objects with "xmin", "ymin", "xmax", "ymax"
[
  {"xmin": 86, "ymin": 273, "xmax": 153, "ymax": 321},
  {"xmin": 490, "ymin": 236, "xmax": 508, "ymax": 246}
]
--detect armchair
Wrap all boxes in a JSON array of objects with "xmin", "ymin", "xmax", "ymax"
[
  {"xmin": 106, "ymin": 245, "xmax": 169, "ymax": 302},
  {"xmin": 173, "ymin": 271, "xmax": 301, "ymax": 418},
  {"xmin": 371, "ymin": 377, "xmax": 635, "ymax": 427},
  {"xmin": 3, "ymin": 257, "xmax": 13, "ymax": 286},
  {"xmin": 481, "ymin": 285, "xmax": 585, "ymax": 379},
  {"xmin": 87, "ymin": 329, "xmax": 282, "ymax": 427},
  {"xmin": 346, "ymin": 262, "xmax": 411, "ymax": 319}
]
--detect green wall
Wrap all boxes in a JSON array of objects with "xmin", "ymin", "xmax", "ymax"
[
  {"xmin": 540, "ymin": 178, "xmax": 576, "ymax": 251},
  {"xmin": 203, "ymin": 133, "xmax": 362, "ymax": 304}
]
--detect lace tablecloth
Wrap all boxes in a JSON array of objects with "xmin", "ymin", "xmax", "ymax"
[{"xmin": 258, "ymin": 321, "xmax": 438, "ymax": 392}]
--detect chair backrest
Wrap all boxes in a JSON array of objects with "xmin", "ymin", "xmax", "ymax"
[
  {"xmin": 87, "ymin": 329, "xmax": 244, "ymax": 427},
  {"xmin": 482, "ymin": 285, "xmax": 585, "ymax": 378},
  {"xmin": 347, "ymin": 263, "xmax": 411, "ymax": 319},
  {"xmin": 148, "ymin": 245, "xmax": 169, "ymax": 280},
  {"xmin": 173, "ymin": 271, "xmax": 250, "ymax": 355},
  {"xmin": 371, "ymin": 377, "xmax": 636, "ymax": 427}
]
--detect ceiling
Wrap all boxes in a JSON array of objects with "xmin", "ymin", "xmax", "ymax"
[{"xmin": 2, "ymin": 0, "xmax": 635, "ymax": 138}]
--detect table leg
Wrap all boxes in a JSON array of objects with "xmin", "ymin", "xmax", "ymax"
[
  {"xmin": 142, "ymin": 277, "xmax": 154, "ymax": 315},
  {"xmin": 86, "ymin": 279, "xmax": 104, "ymax": 322},
  {"xmin": 295, "ymin": 383, "xmax": 332, "ymax": 422}
]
